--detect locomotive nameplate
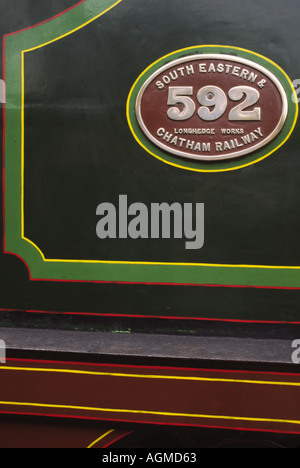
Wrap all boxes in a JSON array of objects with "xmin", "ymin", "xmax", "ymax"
[
  {"xmin": 135, "ymin": 55, "xmax": 287, "ymax": 161},
  {"xmin": 128, "ymin": 46, "xmax": 297, "ymax": 172}
]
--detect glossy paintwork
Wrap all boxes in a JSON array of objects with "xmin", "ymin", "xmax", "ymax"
[
  {"xmin": 1, "ymin": 0, "xmax": 300, "ymax": 320},
  {"xmin": 1, "ymin": 1, "xmax": 300, "ymax": 449}
]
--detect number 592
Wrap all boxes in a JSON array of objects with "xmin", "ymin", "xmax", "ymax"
[{"xmin": 167, "ymin": 85, "xmax": 261, "ymax": 122}]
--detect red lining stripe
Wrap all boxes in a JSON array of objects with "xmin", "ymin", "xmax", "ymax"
[
  {"xmin": 0, "ymin": 307, "xmax": 299, "ymax": 324},
  {"xmin": 4, "ymin": 0, "xmax": 88, "ymax": 38},
  {"xmin": 0, "ymin": 410, "xmax": 300, "ymax": 435},
  {"xmin": 5, "ymin": 357, "xmax": 300, "ymax": 378}
]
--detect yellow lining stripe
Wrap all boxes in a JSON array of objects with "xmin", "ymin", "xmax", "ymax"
[
  {"xmin": 87, "ymin": 429, "xmax": 115, "ymax": 449},
  {"xmin": 0, "ymin": 400, "xmax": 300, "ymax": 427},
  {"xmin": 20, "ymin": 0, "xmax": 124, "ymax": 256},
  {"xmin": 23, "ymin": 0, "xmax": 123, "ymax": 54},
  {"xmin": 19, "ymin": 10, "xmax": 299, "ymax": 273},
  {"xmin": 1, "ymin": 365, "xmax": 300, "ymax": 387}
]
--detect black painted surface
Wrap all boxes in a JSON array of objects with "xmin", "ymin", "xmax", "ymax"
[
  {"xmin": 24, "ymin": 0, "xmax": 300, "ymax": 266},
  {"xmin": 1, "ymin": 0, "xmax": 300, "ymax": 328}
]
